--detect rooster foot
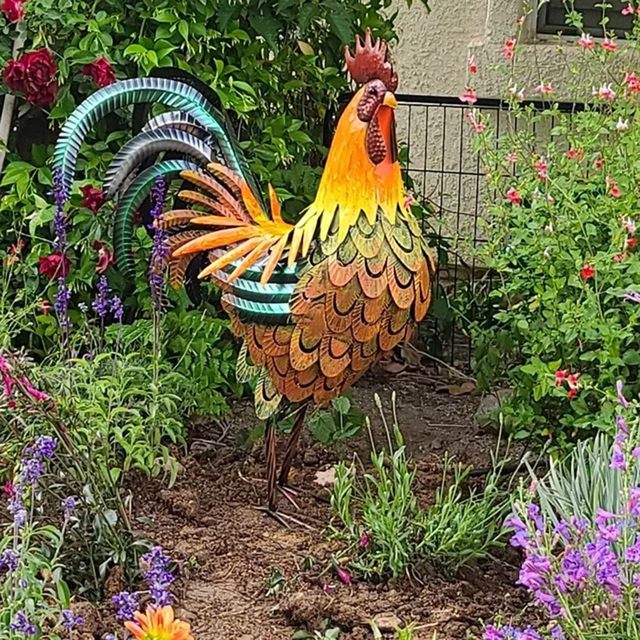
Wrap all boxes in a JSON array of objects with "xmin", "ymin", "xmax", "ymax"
[{"xmin": 254, "ymin": 506, "xmax": 313, "ymax": 530}]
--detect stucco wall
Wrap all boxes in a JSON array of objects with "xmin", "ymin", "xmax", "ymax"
[{"xmin": 392, "ymin": 0, "xmax": 578, "ymax": 99}]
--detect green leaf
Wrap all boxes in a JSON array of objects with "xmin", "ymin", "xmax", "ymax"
[
  {"xmin": 324, "ymin": 0, "xmax": 354, "ymax": 44},
  {"xmin": 248, "ymin": 11, "xmax": 281, "ymax": 51}
]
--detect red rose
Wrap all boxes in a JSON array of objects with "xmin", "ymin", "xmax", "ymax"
[
  {"xmin": 80, "ymin": 185, "xmax": 105, "ymax": 212},
  {"xmin": 3, "ymin": 58, "xmax": 26, "ymax": 92},
  {"xmin": 38, "ymin": 252, "xmax": 70, "ymax": 279},
  {"xmin": 1, "ymin": 0, "xmax": 25, "ymax": 23},
  {"xmin": 82, "ymin": 57, "xmax": 115, "ymax": 88},
  {"xmin": 22, "ymin": 48, "xmax": 58, "ymax": 107},
  {"xmin": 26, "ymin": 81, "xmax": 58, "ymax": 108}
]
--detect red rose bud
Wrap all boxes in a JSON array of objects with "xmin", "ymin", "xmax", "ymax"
[
  {"xmin": 38, "ymin": 252, "xmax": 70, "ymax": 279},
  {"xmin": 336, "ymin": 567, "xmax": 352, "ymax": 585},
  {"xmin": 80, "ymin": 184, "xmax": 105, "ymax": 212},
  {"xmin": 82, "ymin": 57, "xmax": 116, "ymax": 88},
  {"xmin": 1, "ymin": 0, "xmax": 25, "ymax": 23}
]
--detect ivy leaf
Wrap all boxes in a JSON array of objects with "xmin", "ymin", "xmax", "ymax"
[{"xmin": 324, "ymin": 0, "xmax": 354, "ymax": 44}]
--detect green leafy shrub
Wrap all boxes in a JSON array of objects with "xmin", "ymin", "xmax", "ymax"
[
  {"xmin": 463, "ymin": 5, "xmax": 640, "ymax": 447},
  {"xmin": 0, "ymin": 350, "xmax": 185, "ymax": 591},
  {"xmin": 329, "ymin": 394, "xmax": 509, "ymax": 580}
]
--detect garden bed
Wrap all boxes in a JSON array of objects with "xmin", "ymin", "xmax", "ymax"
[{"xmin": 123, "ymin": 370, "xmax": 527, "ymax": 640}]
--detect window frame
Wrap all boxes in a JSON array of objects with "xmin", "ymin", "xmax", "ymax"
[{"xmin": 536, "ymin": 0, "xmax": 635, "ymax": 38}]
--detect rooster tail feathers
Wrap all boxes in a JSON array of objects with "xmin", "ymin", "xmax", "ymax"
[
  {"xmin": 53, "ymin": 70, "xmax": 265, "ymax": 279},
  {"xmin": 163, "ymin": 166, "xmax": 295, "ymax": 288}
]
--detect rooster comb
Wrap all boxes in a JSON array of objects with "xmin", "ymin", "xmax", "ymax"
[{"xmin": 345, "ymin": 30, "xmax": 398, "ymax": 93}]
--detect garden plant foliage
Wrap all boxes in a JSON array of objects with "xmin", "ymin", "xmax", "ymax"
[{"xmin": 463, "ymin": 3, "xmax": 640, "ymax": 447}]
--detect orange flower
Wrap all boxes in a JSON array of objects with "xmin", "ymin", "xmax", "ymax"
[{"xmin": 124, "ymin": 606, "xmax": 193, "ymax": 640}]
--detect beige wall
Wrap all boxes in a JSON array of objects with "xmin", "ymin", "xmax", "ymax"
[{"xmin": 393, "ymin": 0, "xmax": 578, "ymax": 99}]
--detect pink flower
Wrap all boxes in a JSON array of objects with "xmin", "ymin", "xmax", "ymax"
[
  {"xmin": 336, "ymin": 567, "xmax": 352, "ymax": 585},
  {"xmin": 535, "ymin": 157, "xmax": 549, "ymax": 180},
  {"xmin": 578, "ymin": 33, "xmax": 594, "ymax": 48},
  {"xmin": 594, "ymin": 156, "xmax": 604, "ymax": 170},
  {"xmin": 403, "ymin": 193, "xmax": 415, "ymax": 209},
  {"xmin": 567, "ymin": 372, "xmax": 581, "ymax": 389},
  {"xmin": 534, "ymin": 82, "xmax": 554, "ymax": 95},
  {"xmin": 555, "ymin": 369, "xmax": 568, "ymax": 386},
  {"xmin": 359, "ymin": 532, "xmax": 371, "ymax": 548},
  {"xmin": 506, "ymin": 187, "xmax": 523, "ymax": 205},
  {"xmin": 602, "ymin": 37, "xmax": 617, "ymax": 52},
  {"xmin": 623, "ymin": 218, "xmax": 636, "ymax": 234},
  {"xmin": 606, "ymin": 175, "xmax": 621, "ymax": 198},
  {"xmin": 566, "ymin": 147, "xmax": 584, "ymax": 161},
  {"xmin": 580, "ymin": 264, "xmax": 595, "ymax": 280},
  {"xmin": 622, "ymin": 2, "xmax": 634, "ymax": 14},
  {"xmin": 93, "ymin": 240, "xmax": 114, "ymax": 274},
  {"xmin": 465, "ymin": 109, "xmax": 486, "ymax": 133},
  {"xmin": 459, "ymin": 87, "xmax": 477, "ymax": 104},
  {"xmin": 509, "ymin": 85, "xmax": 525, "ymax": 100},
  {"xmin": 624, "ymin": 72, "xmax": 640, "ymax": 94},
  {"xmin": 20, "ymin": 377, "xmax": 48, "ymax": 402},
  {"xmin": 467, "ymin": 54, "xmax": 478, "ymax": 74},
  {"xmin": 593, "ymin": 83, "xmax": 616, "ymax": 101},
  {"xmin": 506, "ymin": 152, "xmax": 518, "ymax": 163},
  {"xmin": 502, "ymin": 39, "xmax": 516, "ymax": 60},
  {"xmin": 3, "ymin": 481, "xmax": 15, "ymax": 498}
]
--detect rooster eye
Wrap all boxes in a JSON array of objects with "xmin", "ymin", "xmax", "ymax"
[{"xmin": 368, "ymin": 86, "xmax": 377, "ymax": 96}]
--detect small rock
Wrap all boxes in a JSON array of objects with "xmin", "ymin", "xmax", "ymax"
[
  {"xmin": 303, "ymin": 448, "xmax": 319, "ymax": 466},
  {"xmin": 372, "ymin": 613, "xmax": 401, "ymax": 632},
  {"xmin": 474, "ymin": 388, "xmax": 513, "ymax": 430},
  {"xmin": 431, "ymin": 438, "xmax": 442, "ymax": 451}
]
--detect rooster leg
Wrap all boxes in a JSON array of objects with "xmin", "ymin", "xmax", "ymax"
[
  {"xmin": 277, "ymin": 404, "xmax": 308, "ymax": 489},
  {"xmin": 265, "ymin": 418, "xmax": 278, "ymax": 512}
]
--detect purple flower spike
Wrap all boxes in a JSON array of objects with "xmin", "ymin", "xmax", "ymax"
[
  {"xmin": 10, "ymin": 611, "xmax": 37, "ymax": 635},
  {"xmin": 112, "ymin": 591, "xmax": 139, "ymax": 621},
  {"xmin": 60, "ymin": 609, "xmax": 83, "ymax": 630},
  {"xmin": 148, "ymin": 177, "xmax": 169, "ymax": 313}
]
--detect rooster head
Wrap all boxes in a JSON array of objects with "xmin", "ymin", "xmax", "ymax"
[{"xmin": 345, "ymin": 30, "xmax": 399, "ymax": 166}]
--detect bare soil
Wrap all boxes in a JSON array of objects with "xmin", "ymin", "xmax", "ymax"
[{"xmin": 128, "ymin": 367, "xmax": 528, "ymax": 640}]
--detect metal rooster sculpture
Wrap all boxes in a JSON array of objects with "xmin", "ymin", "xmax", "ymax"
[{"xmin": 53, "ymin": 31, "xmax": 435, "ymax": 522}]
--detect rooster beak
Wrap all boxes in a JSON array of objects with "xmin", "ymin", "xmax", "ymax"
[{"xmin": 383, "ymin": 92, "xmax": 398, "ymax": 109}]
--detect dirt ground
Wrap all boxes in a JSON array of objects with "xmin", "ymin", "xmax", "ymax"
[{"xmin": 129, "ymin": 367, "xmax": 528, "ymax": 640}]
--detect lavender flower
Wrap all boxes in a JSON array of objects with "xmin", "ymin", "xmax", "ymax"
[
  {"xmin": 0, "ymin": 548, "xmax": 19, "ymax": 571},
  {"xmin": 147, "ymin": 177, "xmax": 169, "ymax": 312},
  {"xmin": 110, "ymin": 295, "xmax": 124, "ymax": 322},
  {"xmin": 10, "ymin": 611, "xmax": 37, "ymax": 635},
  {"xmin": 19, "ymin": 457, "xmax": 45, "ymax": 486},
  {"xmin": 92, "ymin": 275, "xmax": 111, "ymax": 319},
  {"xmin": 62, "ymin": 495, "xmax": 77, "ymax": 518},
  {"xmin": 60, "ymin": 609, "xmax": 84, "ymax": 630},
  {"xmin": 51, "ymin": 168, "xmax": 69, "ymax": 253},
  {"xmin": 142, "ymin": 545, "xmax": 175, "ymax": 606},
  {"xmin": 112, "ymin": 591, "xmax": 139, "ymax": 621},
  {"xmin": 54, "ymin": 278, "xmax": 72, "ymax": 330},
  {"xmin": 34, "ymin": 435, "xmax": 57, "ymax": 459}
]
